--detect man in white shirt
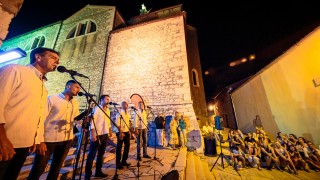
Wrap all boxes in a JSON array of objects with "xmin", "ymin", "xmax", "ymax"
[
  {"xmin": 85, "ymin": 95, "xmax": 113, "ymax": 179},
  {"xmin": 0, "ymin": 47, "xmax": 60, "ymax": 180},
  {"xmin": 115, "ymin": 101, "xmax": 131, "ymax": 169},
  {"xmin": 134, "ymin": 101, "xmax": 151, "ymax": 160},
  {"xmin": 27, "ymin": 80, "xmax": 80, "ymax": 180}
]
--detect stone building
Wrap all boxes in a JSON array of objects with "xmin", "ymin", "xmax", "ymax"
[{"xmin": 1, "ymin": 4, "xmax": 207, "ymax": 132}]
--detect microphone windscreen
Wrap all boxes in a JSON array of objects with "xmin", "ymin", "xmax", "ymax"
[
  {"xmin": 57, "ymin": 66, "xmax": 67, "ymax": 72},
  {"xmin": 78, "ymin": 92, "xmax": 84, "ymax": 96}
]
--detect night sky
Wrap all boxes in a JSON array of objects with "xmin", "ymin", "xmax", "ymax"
[{"xmin": 6, "ymin": 0, "xmax": 320, "ymax": 100}]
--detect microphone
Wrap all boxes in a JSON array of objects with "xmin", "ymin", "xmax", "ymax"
[
  {"xmin": 147, "ymin": 106, "xmax": 152, "ymax": 109},
  {"xmin": 78, "ymin": 92, "xmax": 96, "ymax": 97},
  {"xmin": 57, "ymin": 66, "xmax": 89, "ymax": 79},
  {"xmin": 131, "ymin": 106, "xmax": 137, "ymax": 110},
  {"xmin": 109, "ymin": 102, "xmax": 119, "ymax": 106}
]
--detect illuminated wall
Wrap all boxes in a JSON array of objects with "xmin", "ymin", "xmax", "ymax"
[
  {"xmin": 231, "ymin": 26, "xmax": 320, "ymax": 145},
  {"xmin": 1, "ymin": 5, "xmax": 207, "ymax": 131},
  {"xmin": 101, "ymin": 15, "xmax": 205, "ymax": 129}
]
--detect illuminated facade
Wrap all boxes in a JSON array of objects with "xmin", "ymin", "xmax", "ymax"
[{"xmin": 1, "ymin": 4, "xmax": 208, "ymax": 130}]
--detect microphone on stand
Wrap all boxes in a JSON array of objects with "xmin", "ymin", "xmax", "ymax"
[
  {"xmin": 131, "ymin": 106, "xmax": 137, "ymax": 110},
  {"xmin": 78, "ymin": 92, "xmax": 96, "ymax": 97},
  {"xmin": 57, "ymin": 66, "xmax": 89, "ymax": 79},
  {"xmin": 109, "ymin": 102, "xmax": 119, "ymax": 106},
  {"xmin": 147, "ymin": 106, "xmax": 152, "ymax": 109}
]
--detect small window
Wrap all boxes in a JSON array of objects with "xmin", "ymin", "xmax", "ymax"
[
  {"xmin": 78, "ymin": 22, "xmax": 87, "ymax": 36},
  {"xmin": 67, "ymin": 27, "xmax": 76, "ymax": 39},
  {"xmin": 88, "ymin": 22, "xmax": 96, "ymax": 33},
  {"xmin": 26, "ymin": 36, "xmax": 45, "ymax": 51},
  {"xmin": 192, "ymin": 69, "xmax": 199, "ymax": 87}
]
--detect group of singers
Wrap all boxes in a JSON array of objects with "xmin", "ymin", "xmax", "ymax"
[{"xmin": 0, "ymin": 47, "xmax": 157, "ymax": 180}]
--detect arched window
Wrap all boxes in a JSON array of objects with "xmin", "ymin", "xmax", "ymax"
[
  {"xmin": 192, "ymin": 69, "xmax": 199, "ymax": 87},
  {"xmin": 66, "ymin": 20, "xmax": 97, "ymax": 39},
  {"xmin": 25, "ymin": 36, "xmax": 45, "ymax": 51}
]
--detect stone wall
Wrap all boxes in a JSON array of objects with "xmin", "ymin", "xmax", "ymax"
[
  {"xmin": 45, "ymin": 6, "xmax": 116, "ymax": 108},
  {"xmin": 101, "ymin": 15, "xmax": 201, "ymax": 130}
]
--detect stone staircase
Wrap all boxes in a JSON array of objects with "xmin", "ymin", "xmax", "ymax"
[
  {"xmin": 186, "ymin": 152, "xmax": 215, "ymax": 180},
  {"xmin": 17, "ymin": 136, "xmax": 136, "ymax": 180}
]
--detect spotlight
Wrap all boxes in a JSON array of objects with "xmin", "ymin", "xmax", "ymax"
[{"xmin": 0, "ymin": 48, "xmax": 27, "ymax": 64}]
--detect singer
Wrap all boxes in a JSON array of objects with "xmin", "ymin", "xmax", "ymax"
[
  {"xmin": 0, "ymin": 47, "xmax": 60, "ymax": 180},
  {"xmin": 115, "ymin": 101, "xmax": 131, "ymax": 169},
  {"xmin": 85, "ymin": 95, "xmax": 112, "ymax": 179},
  {"xmin": 28, "ymin": 80, "xmax": 80, "ymax": 180},
  {"xmin": 133, "ymin": 102, "xmax": 151, "ymax": 160}
]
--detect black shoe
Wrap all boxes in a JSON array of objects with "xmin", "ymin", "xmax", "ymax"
[
  {"xmin": 137, "ymin": 156, "xmax": 142, "ymax": 161},
  {"xmin": 143, "ymin": 155, "xmax": 151, "ymax": 158},
  {"xmin": 122, "ymin": 161, "xmax": 131, "ymax": 166},
  {"xmin": 117, "ymin": 165, "xmax": 124, "ymax": 169},
  {"xmin": 95, "ymin": 171, "xmax": 108, "ymax": 177}
]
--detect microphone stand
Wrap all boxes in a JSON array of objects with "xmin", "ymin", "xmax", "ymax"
[
  {"xmin": 111, "ymin": 104, "xmax": 132, "ymax": 180},
  {"xmin": 129, "ymin": 108, "xmax": 150, "ymax": 179},
  {"xmin": 68, "ymin": 75, "xmax": 119, "ymax": 180},
  {"xmin": 144, "ymin": 108, "xmax": 163, "ymax": 180}
]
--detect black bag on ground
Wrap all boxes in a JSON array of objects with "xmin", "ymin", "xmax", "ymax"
[{"xmin": 161, "ymin": 170, "xmax": 179, "ymax": 180}]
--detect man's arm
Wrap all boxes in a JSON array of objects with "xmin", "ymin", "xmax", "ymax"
[{"xmin": 0, "ymin": 124, "xmax": 15, "ymax": 161}]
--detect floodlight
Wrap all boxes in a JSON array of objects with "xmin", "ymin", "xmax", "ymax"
[{"xmin": 0, "ymin": 48, "xmax": 27, "ymax": 64}]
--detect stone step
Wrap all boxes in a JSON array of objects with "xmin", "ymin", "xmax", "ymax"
[
  {"xmin": 186, "ymin": 152, "xmax": 196, "ymax": 180},
  {"xmin": 18, "ymin": 138, "xmax": 136, "ymax": 180}
]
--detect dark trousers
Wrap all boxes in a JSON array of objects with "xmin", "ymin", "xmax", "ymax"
[
  {"xmin": 85, "ymin": 134, "xmax": 109, "ymax": 177},
  {"xmin": 0, "ymin": 147, "xmax": 29, "ymax": 180},
  {"xmin": 116, "ymin": 132, "xmax": 130, "ymax": 167},
  {"xmin": 27, "ymin": 140, "xmax": 72, "ymax": 180},
  {"xmin": 137, "ymin": 129, "xmax": 147, "ymax": 157}
]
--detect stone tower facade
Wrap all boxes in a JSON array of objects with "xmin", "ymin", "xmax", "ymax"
[{"xmin": 1, "ymin": 4, "xmax": 207, "ymax": 131}]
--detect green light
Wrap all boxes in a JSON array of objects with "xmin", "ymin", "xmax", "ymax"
[{"xmin": 0, "ymin": 48, "xmax": 27, "ymax": 64}]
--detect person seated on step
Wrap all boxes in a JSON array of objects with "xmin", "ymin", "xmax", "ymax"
[
  {"xmin": 273, "ymin": 141, "xmax": 297, "ymax": 174},
  {"xmin": 259, "ymin": 138, "xmax": 281, "ymax": 170},
  {"xmin": 246, "ymin": 142, "xmax": 261, "ymax": 170},
  {"xmin": 231, "ymin": 145, "xmax": 247, "ymax": 170}
]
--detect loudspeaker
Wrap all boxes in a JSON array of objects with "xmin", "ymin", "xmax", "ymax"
[
  {"xmin": 161, "ymin": 170, "xmax": 179, "ymax": 180},
  {"xmin": 215, "ymin": 116, "xmax": 223, "ymax": 130}
]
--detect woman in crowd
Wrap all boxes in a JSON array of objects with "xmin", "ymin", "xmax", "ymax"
[
  {"xmin": 288, "ymin": 134, "xmax": 298, "ymax": 145},
  {"xmin": 307, "ymin": 141, "xmax": 320, "ymax": 162},
  {"xmin": 288, "ymin": 145, "xmax": 310, "ymax": 172},
  {"xmin": 296, "ymin": 137, "xmax": 320, "ymax": 171},
  {"xmin": 273, "ymin": 141, "xmax": 297, "ymax": 174}
]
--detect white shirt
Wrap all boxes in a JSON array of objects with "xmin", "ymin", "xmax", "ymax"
[
  {"xmin": 133, "ymin": 109, "xmax": 148, "ymax": 129},
  {"xmin": 115, "ymin": 109, "xmax": 130, "ymax": 133},
  {"xmin": 0, "ymin": 64, "xmax": 47, "ymax": 148},
  {"xmin": 44, "ymin": 93, "xmax": 80, "ymax": 142},
  {"xmin": 90, "ymin": 105, "xmax": 111, "ymax": 135}
]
